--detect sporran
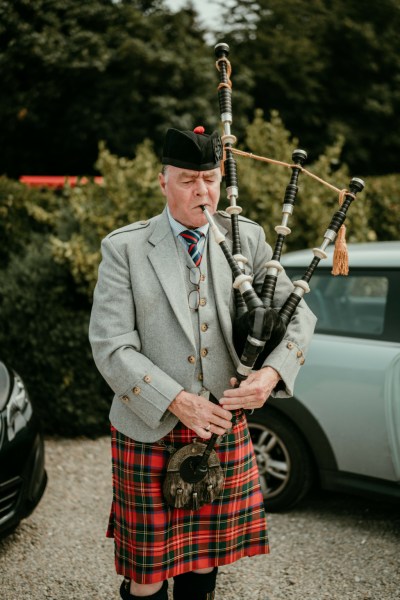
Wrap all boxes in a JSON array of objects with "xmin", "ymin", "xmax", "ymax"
[{"xmin": 163, "ymin": 440, "xmax": 224, "ymax": 510}]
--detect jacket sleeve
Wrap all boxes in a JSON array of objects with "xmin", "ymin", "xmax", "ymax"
[
  {"xmin": 251, "ymin": 226, "xmax": 317, "ymax": 397},
  {"xmin": 88, "ymin": 236, "xmax": 183, "ymax": 429}
]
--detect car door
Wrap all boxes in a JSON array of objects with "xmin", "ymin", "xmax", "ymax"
[{"xmin": 287, "ymin": 267, "xmax": 400, "ymax": 483}]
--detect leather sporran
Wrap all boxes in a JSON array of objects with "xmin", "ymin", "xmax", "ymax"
[{"xmin": 163, "ymin": 440, "xmax": 224, "ymax": 510}]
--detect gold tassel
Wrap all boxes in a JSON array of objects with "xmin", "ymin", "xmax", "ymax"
[{"xmin": 332, "ymin": 190, "xmax": 349, "ymax": 276}]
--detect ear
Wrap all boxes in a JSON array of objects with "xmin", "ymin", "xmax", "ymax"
[{"xmin": 158, "ymin": 172, "xmax": 167, "ymax": 197}]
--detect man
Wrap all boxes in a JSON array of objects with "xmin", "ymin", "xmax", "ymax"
[{"xmin": 89, "ymin": 127, "xmax": 316, "ymax": 600}]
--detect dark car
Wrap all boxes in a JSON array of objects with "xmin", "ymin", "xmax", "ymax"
[
  {"xmin": 0, "ymin": 360, "xmax": 47, "ymax": 537},
  {"xmin": 248, "ymin": 242, "xmax": 400, "ymax": 511}
]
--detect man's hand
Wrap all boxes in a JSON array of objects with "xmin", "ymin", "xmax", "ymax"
[
  {"xmin": 169, "ymin": 391, "xmax": 233, "ymax": 439},
  {"xmin": 219, "ymin": 367, "xmax": 281, "ymax": 411}
]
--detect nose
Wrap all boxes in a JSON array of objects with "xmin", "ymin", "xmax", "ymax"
[{"xmin": 194, "ymin": 177, "xmax": 208, "ymax": 196}]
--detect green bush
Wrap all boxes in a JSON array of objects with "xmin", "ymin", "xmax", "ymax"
[
  {"xmin": 0, "ymin": 176, "xmax": 58, "ymax": 268},
  {"xmin": 0, "ymin": 141, "xmax": 164, "ymax": 435},
  {"xmin": 235, "ymin": 109, "xmax": 373, "ymax": 250},
  {"xmin": 50, "ymin": 140, "xmax": 164, "ymax": 297},
  {"xmin": 0, "ymin": 236, "xmax": 110, "ymax": 436},
  {"xmin": 364, "ymin": 174, "xmax": 400, "ymax": 241}
]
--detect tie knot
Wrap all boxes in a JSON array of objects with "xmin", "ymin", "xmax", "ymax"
[
  {"xmin": 180, "ymin": 229, "xmax": 204, "ymax": 265},
  {"xmin": 180, "ymin": 229, "xmax": 203, "ymax": 244}
]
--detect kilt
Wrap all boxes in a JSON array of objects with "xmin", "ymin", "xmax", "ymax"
[{"xmin": 107, "ymin": 411, "xmax": 269, "ymax": 584}]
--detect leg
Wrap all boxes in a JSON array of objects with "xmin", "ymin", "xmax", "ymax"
[
  {"xmin": 120, "ymin": 578, "xmax": 168, "ymax": 600},
  {"xmin": 193, "ymin": 568, "xmax": 215, "ymax": 574},
  {"xmin": 173, "ymin": 567, "xmax": 218, "ymax": 600}
]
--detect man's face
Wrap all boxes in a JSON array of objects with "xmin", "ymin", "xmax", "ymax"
[{"xmin": 159, "ymin": 165, "xmax": 221, "ymax": 228}]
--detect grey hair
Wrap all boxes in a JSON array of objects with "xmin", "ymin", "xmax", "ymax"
[{"xmin": 161, "ymin": 165, "xmax": 169, "ymax": 181}]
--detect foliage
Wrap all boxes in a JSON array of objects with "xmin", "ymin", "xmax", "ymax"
[
  {"xmin": 0, "ymin": 235, "xmax": 111, "ymax": 436},
  {"xmin": 235, "ymin": 110, "xmax": 373, "ymax": 250},
  {"xmin": 0, "ymin": 176, "xmax": 58, "ymax": 267},
  {"xmin": 51, "ymin": 139, "xmax": 165, "ymax": 296},
  {"xmin": 0, "ymin": 0, "xmax": 222, "ymax": 176},
  {"xmin": 364, "ymin": 174, "xmax": 400, "ymax": 241},
  {"xmin": 219, "ymin": 0, "xmax": 400, "ymax": 176},
  {"xmin": 0, "ymin": 139, "xmax": 167, "ymax": 435},
  {"xmin": 2, "ymin": 0, "xmax": 400, "ymax": 179}
]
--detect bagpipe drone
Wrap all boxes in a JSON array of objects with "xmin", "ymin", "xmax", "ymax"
[{"xmin": 163, "ymin": 43, "xmax": 364, "ymax": 510}]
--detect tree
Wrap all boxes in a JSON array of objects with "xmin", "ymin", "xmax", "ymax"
[
  {"xmin": 0, "ymin": 0, "xmax": 220, "ymax": 176},
  {"xmin": 218, "ymin": 0, "xmax": 400, "ymax": 175}
]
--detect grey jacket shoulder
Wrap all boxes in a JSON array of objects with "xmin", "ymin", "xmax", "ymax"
[
  {"xmin": 215, "ymin": 210, "xmax": 261, "ymax": 228},
  {"xmin": 106, "ymin": 214, "xmax": 161, "ymax": 241}
]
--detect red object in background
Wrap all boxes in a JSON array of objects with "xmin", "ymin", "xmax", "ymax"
[
  {"xmin": 193, "ymin": 126, "xmax": 205, "ymax": 134},
  {"xmin": 19, "ymin": 175, "xmax": 104, "ymax": 188}
]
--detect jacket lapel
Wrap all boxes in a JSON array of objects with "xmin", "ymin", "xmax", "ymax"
[{"xmin": 148, "ymin": 210, "xmax": 196, "ymax": 348}]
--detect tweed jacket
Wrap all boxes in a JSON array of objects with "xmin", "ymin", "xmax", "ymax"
[{"xmin": 89, "ymin": 208, "xmax": 316, "ymax": 442}]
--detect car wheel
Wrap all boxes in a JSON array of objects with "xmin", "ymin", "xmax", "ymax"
[{"xmin": 247, "ymin": 408, "xmax": 314, "ymax": 512}]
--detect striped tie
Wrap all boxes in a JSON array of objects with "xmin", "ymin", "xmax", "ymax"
[{"xmin": 180, "ymin": 229, "xmax": 204, "ymax": 266}]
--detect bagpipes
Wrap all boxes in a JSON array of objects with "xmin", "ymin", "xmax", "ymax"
[{"xmin": 163, "ymin": 42, "xmax": 364, "ymax": 510}]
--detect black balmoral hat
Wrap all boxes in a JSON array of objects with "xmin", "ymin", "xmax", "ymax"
[{"xmin": 162, "ymin": 126, "xmax": 222, "ymax": 171}]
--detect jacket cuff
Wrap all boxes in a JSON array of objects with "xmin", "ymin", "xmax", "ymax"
[
  {"xmin": 262, "ymin": 338, "xmax": 306, "ymax": 398},
  {"xmin": 117, "ymin": 365, "xmax": 184, "ymax": 430}
]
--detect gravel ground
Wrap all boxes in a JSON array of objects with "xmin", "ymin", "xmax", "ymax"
[{"xmin": 1, "ymin": 436, "xmax": 399, "ymax": 600}]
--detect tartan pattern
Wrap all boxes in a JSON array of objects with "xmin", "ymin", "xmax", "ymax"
[{"xmin": 107, "ymin": 412, "xmax": 269, "ymax": 584}]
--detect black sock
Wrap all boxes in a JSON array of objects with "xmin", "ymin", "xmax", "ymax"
[
  {"xmin": 120, "ymin": 579, "xmax": 168, "ymax": 600},
  {"xmin": 173, "ymin": 568, "xmax": 218, "ymax": 600}
]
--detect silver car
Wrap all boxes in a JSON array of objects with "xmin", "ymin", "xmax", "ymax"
[{"xmin": 248, "ymin": 241, "xmax": 400, "ymax": 511}]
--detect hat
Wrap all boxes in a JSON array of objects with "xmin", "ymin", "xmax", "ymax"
[{"xmin": 162, "ymin": 126, "xmax": 222, "ymax": 171}]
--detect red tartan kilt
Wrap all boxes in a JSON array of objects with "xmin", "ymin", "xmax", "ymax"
[{"xmin": 107, "ymin": 411, "xmax": 269, "ymax": 584}]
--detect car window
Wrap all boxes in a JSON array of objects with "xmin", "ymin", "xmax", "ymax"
[{"xmin": 286, "ymin": 268, "xmax": 397, "ymax": 341}]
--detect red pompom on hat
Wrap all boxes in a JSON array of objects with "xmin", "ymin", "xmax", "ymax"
[{"xmin": 193, "ymin": 126, "xmax": 205, "ymax": 134}]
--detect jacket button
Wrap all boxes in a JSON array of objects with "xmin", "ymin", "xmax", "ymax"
[
  {"xmin": 121, "ymin": 395, "xmax": 129, "ymax": 403},
  {"xmin": 201, "ymin": 323, "xmax": 208, "ymax": 332},
  {"xmin": 299, "ymin": 357, "xmax": 305, "ymax": 365},
  {"xmin": 200, "ymin": 274, "xmax": 206, "ymax": 282},
  {"xmin": 200, "ymin": 348, "xmax": 208, "ymax": 357},
  {"xmin": 132, "ymin": 386, "xmax": 141, "ymax": 395},
  {"xmin": 198, "ymin": 373, "xmax": 203, "ymax": 381},
  {"xmin": 143, "ymin": 375, "xmax": 151, "ymax": 383},
  {"xmin": 297, "ymin": 350, "xmax": 302, "ymax": 358},
  {"xmin": 188, "ymin": 355, "xmax": 196, "ymax": 364},
  {"xmin": 199, "ymin": 298, "xmax": 207, "ymax": 307},
  {"xmin": 287, "ymin": 342, "xmax": 294, "ymax": 350}
]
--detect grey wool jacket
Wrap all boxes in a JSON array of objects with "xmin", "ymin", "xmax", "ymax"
[{"xmin": 89, "ymin": 208, "xmax": 317, "ymax": 442}]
